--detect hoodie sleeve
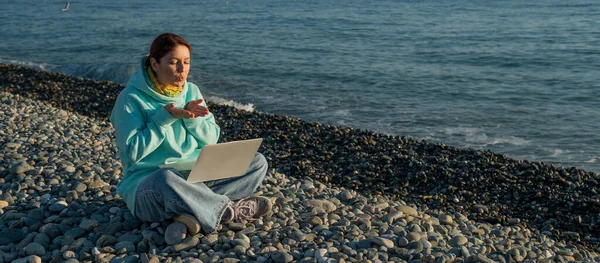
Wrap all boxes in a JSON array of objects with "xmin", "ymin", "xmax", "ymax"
[
  {"xmin": 111, "ymin": 91, "xmax": 178, "ymax": 164},
  {"xmin": 183, "ymin": 84, "xmax": 220, "ymax": 146}
]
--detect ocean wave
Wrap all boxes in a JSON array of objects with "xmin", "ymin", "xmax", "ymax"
[
  {"xmin": 550, "ymin": 148, "xmax": 570, "ymax": 157},
  {"xmin": 482, "ymin": 137, "xmax": 529, "ymax": 147},
  {"xmin": 0, "ymin": 58, "xmax": 48, "ymax": 70},
  {"xmin": 443, "ymin": 127, "xmax": 528, "ymax": 147},
  {"xmin": 206, "ymin": 95, "xmax": 255, "ymax": 112},
  {"xmin": 444, "ymin": 127, "xmax": 481, "ymax": 136},
  {"xmin": 334, "ymin": 109, "xmax": 350, "ymax": 117},
  {"xmin": 58, "ymin": 63, "xmax": 136, "ymax": 84}
]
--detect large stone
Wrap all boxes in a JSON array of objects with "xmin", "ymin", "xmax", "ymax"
[
  {"xmin": 202, "ymin": 233, "xmax": 218, "ymax": 245},
  {"xmin": 228, "ymin": 222, "xmax": 245, "ymax": 231},
  {"xmin": 337, "ymin": 190, "xmax": 354, "ymax": 201},
  {"xmin": 173, "ymin": 236, "xmax": 199, "ymax": 252},
  {"xmin": 27, "ymin": 208, "xmax": 45, "ymax": 221},
  {"xmin": 223, "ymin": 258, "xmax": 240, "ymax": 263},
  {"xmin": 79, "ymin": 219, "xmax": 99, "ymax": 231},
  {"xmin": 117, "ymin": 233, "xmax": 143, "ymax": 244},
  {"xmin": 140, "ymin": 253, "xmax": 160, "ymax": 263},
  {"xmin": 10, "ymin": 161, "xmax": 34, "ymax": 174},
  {"xmin": 110, "ymin": 255, "xmax": 139, "ymax": 263},
  {"xmin": 383, "ymin": 211, "xmax": 403, "ymax": 223},
  {"xmin": 165, "ymin": 222, "xmax": 187, "ymax": 245},
  {"xmin": 0, "ymin": 229, "xmax": 24, "ymax": 245},
  {"xmin": 104, "ymin": 222, "xmax": 123, "ymax": 235},
  {"xmin": 64, "ymin": 227, "xmax": 86, "ymax": 240},
  {"xmin": 74, "ymin": 183, "xmax": 87, "ymax": 193},
  {"xmin": 24, "ymin": 242, "xmax": 46, "ymax": 256},
  {"xmin": 114, "ymin": 241, "xmax": 136, "ymax": 254},
  {"xmin": 315, "ymin": 248, "xmax": 328, "ymax": 263},
  {"xmin": 96, "ymin": 234, "xmax": 118, "ymax": 247},
  {"xmin": 304, "ymin": 199, "xmax": 337, "ymax": 213},
  {"xmin": 439, "ymin": 214, "xmax": 454, "ymax": 225},
  {"xmin": 231, "ymin": 238, "xmax": 250, "ymax": 248},
  {"xmin": 48, "ymin": 201, "xmax": 68, "ymax": 212},
  {"xmin": 11, "ymin": 255, "xmax": 42, "ymax": 263},
  {"xmin": 368, "ymin": 237, "xmax": 394, "ymax": 248},
  {"xmin": 271, "ymin": 251, "xmax": 294, "ymax": 263},
  {"xmin": 449, "ymin": 235, "xmax": 468, "ymax": 247},
  {"xmin": 397, "ymin": 206, "xmax": 418, "ymax": 217}
]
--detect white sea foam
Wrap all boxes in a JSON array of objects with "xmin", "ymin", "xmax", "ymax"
[
  {"xmin": 206, "ymin": 95, "xmax": 255, "ymax": 112},
  {"xmin": 443, "ymin": 127, "xmax": 528, "ymax": 146},
  {"xmin": 0, "ymin": 59, "xmax": 48, "ymax": 70},
  {"xmin": 444, "ymin": 127, "xmax": 480, "ymax": 136},
  {"xmin": 550, "ymin": 149, "xmax": 570, "ymax": 157},
  {"xmin": 59, "ymin": 63, "xmax": 136, "ymax": 84},
  {"xmin": 334, "ymin": 109, "xmax": 350, "ymax": 117},
  {"xmin": 482, "ymin": 137, "xmax": 528, "ymax": 146}
]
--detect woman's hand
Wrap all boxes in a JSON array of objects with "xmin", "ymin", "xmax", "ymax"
[
  {"xmin": 185, "ymin": 99, "xmax": 210, "ymax": 117},
  {"xmin": 165, "ymin": 103, "xmax": 196, "ymax": 119}
]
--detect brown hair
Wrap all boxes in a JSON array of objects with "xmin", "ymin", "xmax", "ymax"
[{"xmin": 145, "ymin": 33, "xmax": 192, "ymax": 67}]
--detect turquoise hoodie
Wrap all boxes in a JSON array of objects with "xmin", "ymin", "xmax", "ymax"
[{"xmin": 110, "ymin": 57, "xmax": 220, "ymax": 214}]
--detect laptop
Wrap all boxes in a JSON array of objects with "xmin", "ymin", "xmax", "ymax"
[{"xmin": 160, "ymin": 138, "xmax": 263, "ymax": 183}]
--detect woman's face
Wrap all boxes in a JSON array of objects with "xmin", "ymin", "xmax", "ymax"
[{"xmin": 150, "ymin": 45, "xmax": 190, "ymax": 87}]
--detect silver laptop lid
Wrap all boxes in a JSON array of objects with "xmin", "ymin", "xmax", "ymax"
[{"xmin": 187, "ymin": 138, "xmax": 263, "ymax": 183}]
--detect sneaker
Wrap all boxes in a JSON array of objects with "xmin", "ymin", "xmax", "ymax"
[
  {"xmin": 221, "ymin": 204, "xmax": 234, "ymax": 223},
  {"xmin": 231, "ymin": 196, "xmax": 272, "ymax": 223},
  {"xmin": 173, "ymin": 214, "xmax": 201, "ymax": 235}
]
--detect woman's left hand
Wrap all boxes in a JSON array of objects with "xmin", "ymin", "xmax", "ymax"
[{"xmin": 185, "ymin": 99, "xmax": 210, "ymax": 117}]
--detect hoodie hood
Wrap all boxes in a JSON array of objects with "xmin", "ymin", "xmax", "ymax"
[{"xmin": 126, "ymin": 56, "xmax": 188, "ymax": 103}]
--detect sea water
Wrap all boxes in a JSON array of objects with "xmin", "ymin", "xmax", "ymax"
[{"xmin": 1, "ymin": 0, "xmax": 599, "ymax": 172}]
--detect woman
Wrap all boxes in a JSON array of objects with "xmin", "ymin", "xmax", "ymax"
[{"xmin": 110, "ymin": 33, "xmax": 271, "ymax": 234}]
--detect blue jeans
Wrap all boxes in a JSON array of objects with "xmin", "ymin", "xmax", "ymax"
[{"xmin": 134, "ymin": 153, "xmax": 268, "ymax": 233}]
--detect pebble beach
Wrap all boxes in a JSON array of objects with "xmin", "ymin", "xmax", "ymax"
[{"xmin": 1, "ymin": 63, "xmax": 600, "ymax": 262}]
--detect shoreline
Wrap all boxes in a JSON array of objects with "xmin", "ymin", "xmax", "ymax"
[{"xmin": 1, "ymin": 63, "xmax": 600, "ymax": 261}]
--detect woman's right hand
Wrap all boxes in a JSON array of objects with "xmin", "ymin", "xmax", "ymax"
[{"xmin": 164, "ymin": 103, "xmax": 195, "ymax": 119}]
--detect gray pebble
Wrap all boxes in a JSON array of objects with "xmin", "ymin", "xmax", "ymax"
[
  {"xmin": 448, "ymin": 235, "xmax": 468, "ymax": 247},
  {"xmin": 337, "ymin": 190, "xmax": 354, "ymax": 201},
  {"xmin": 228, "ymin": 222, "xmax": 245, "ymax": 231},
  {"xmin": 439, "ymin": 214, "xmax": 453, "ymax": 225},
  {"xmin": 223, "ymin": 258, "xmax": 240, "ymax": 263},
  {"xmin": 48, "ymin": 201, "xmax": 67, "ymax": 212},
  {"xmin": 11, "ymin": 255, "xmax": 42, "ymax": 263},
  {"xmin": 397, "ymin": 236, "xmax": 409, "ymax": 247},
  {"xmin": 231, "ymin": 238, "xmax": 250, "ymax": 248},
  {"xmin": 62, "ymin": 250, "xmax": 76, "ymax": 259},
  {"xmin": 79, "ymin": 219, "xmax": 99, "ymax": 231},
  {"xmin": 174, "ymin": 236, "xmax": 199, "ymax": 252},
  {"xmin": 398, "ymin": 206, "xmax": 417, "ymax": 216},
  {"xmin": 0, "ymin": 228, "xmax": 24, "ymax": 245},
  {"xmin": 165, "ymin": 222, "xmax": 187, "ymax": 245},
  {"xmin": 10, "ymin": 160, "xmax": 34, "ymax": 174},
  {"xmin": 96, "ymin": 234, "xmax": 118, "ymax": 247},
  {"xmin": 368, "ymin": 237, "xmax": 394, "ymax": 248},
  {"xmin": 74, "ymin": 183, "xmax": 87, "ymax": 192},
  {"xmin": 24, "ymin": 242, "xmax": 46, "ymax": 256},
  {"xmin": 115, "ymin": 241, "xmax": 136, "ymax": 254},
  {"xmin": 117, "ymin": 233, "xmax": 143, "ymax": 244},
  {"xmin": 271, "ymin": 251, "xmax": 294, "ymax": 263}
]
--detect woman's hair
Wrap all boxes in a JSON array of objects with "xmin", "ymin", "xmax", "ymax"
[{"xmin": 145, "ymin": 33, "xmax": 192, "ymax": 67}]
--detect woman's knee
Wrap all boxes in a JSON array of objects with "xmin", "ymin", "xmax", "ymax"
[{"xmin": 254, "ymin": 153, "xmax": 269, "ymax": 171}]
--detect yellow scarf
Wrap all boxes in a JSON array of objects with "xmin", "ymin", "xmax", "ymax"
[{"xmin": 146, "ymin": 67, "xmax": 183, "ymax": 97}]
